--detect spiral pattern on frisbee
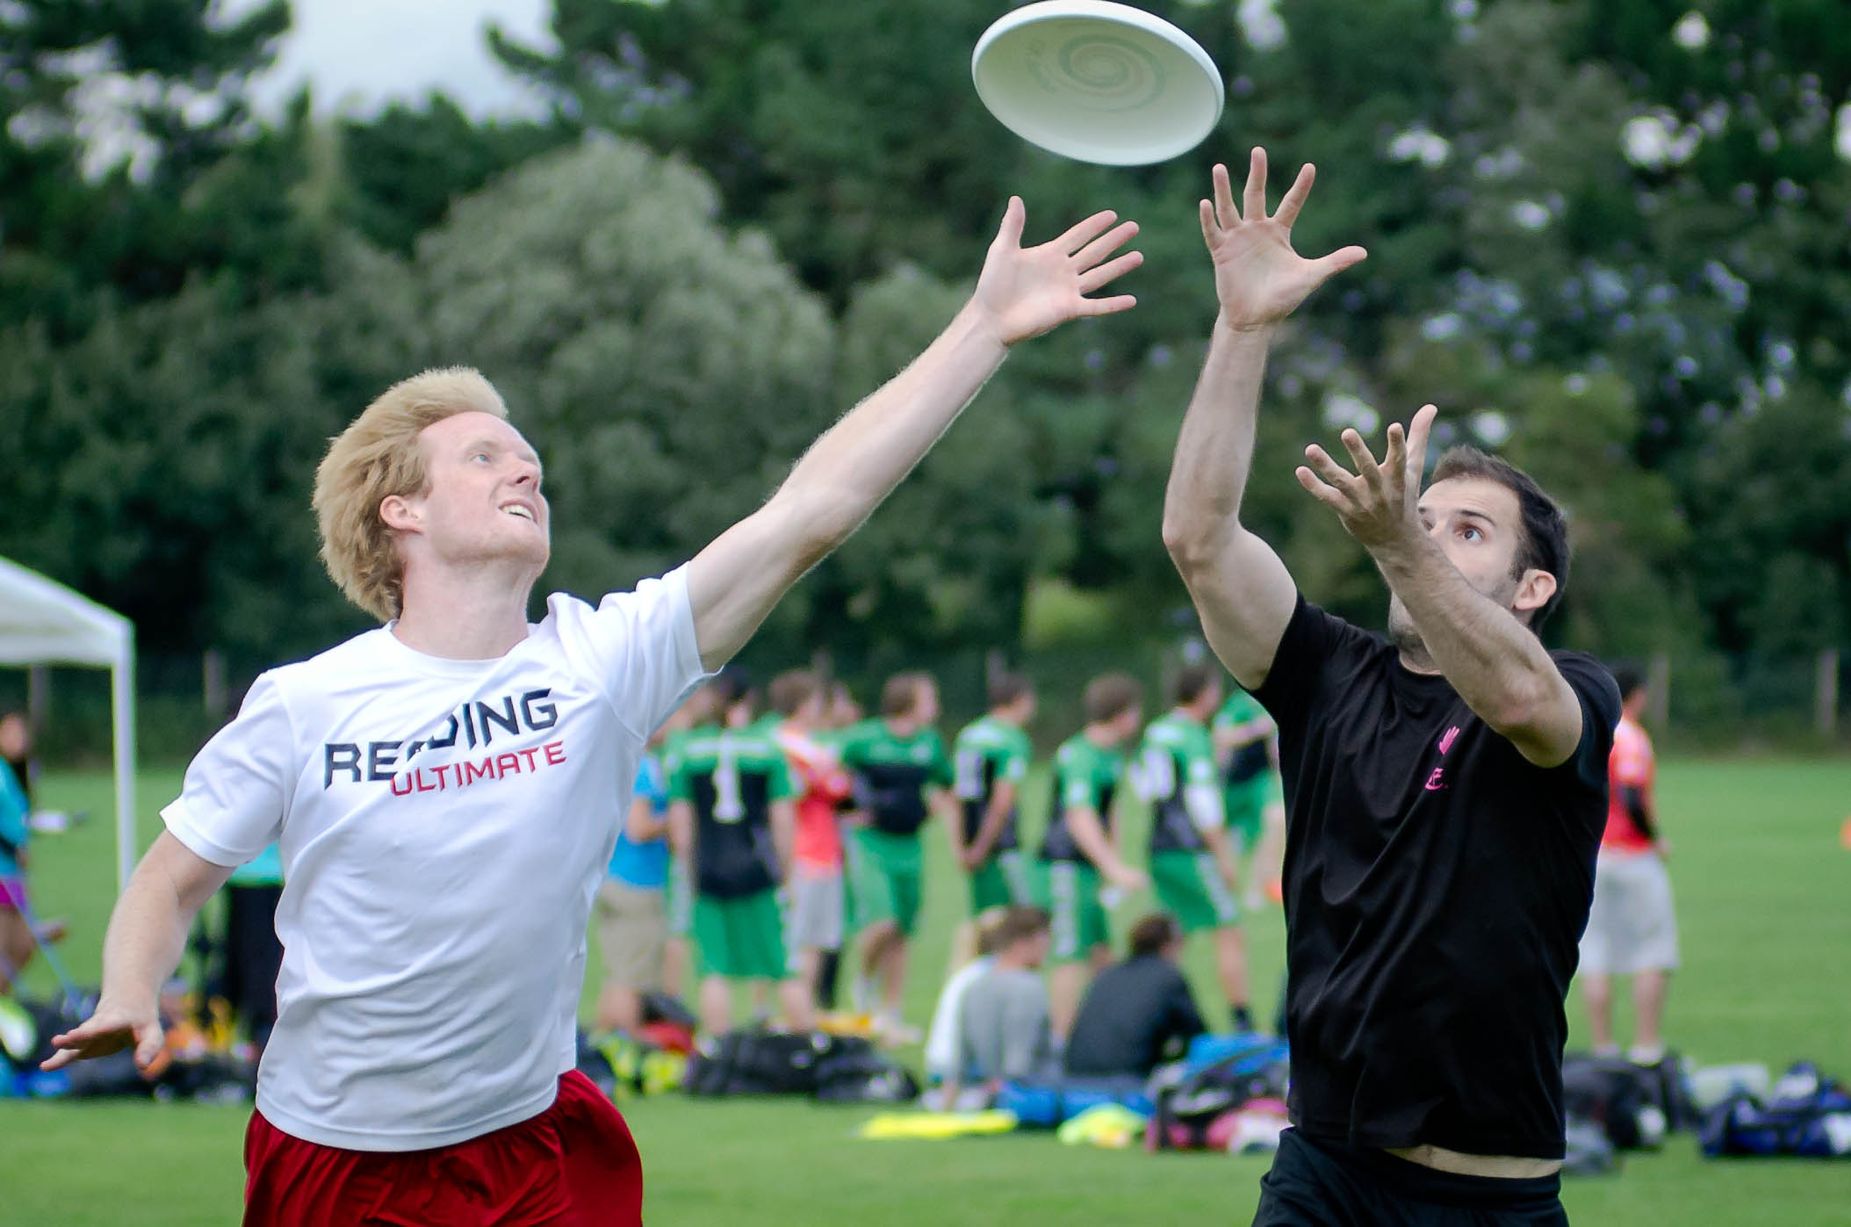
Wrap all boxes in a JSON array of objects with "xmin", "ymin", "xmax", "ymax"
[{"xmin": 1028, "ymin": 33, "xmax": 1165, "ymax": 112}]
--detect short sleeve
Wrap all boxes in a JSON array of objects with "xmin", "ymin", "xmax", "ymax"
[
  {"xmin": 550, "ymin": 565, "xmax": 710, "ymax": 740},
  {"xmin": 1252, "ymin": 595, "xmax": 1375, "ymax": 740},
  {"xmin": 0, "ymin": 763, "xmax": 29, "ymax": 852},
  {"xmin": 836, "ymin": 724, "xmax": 868, "ymax": 771},
  {"xmin": 768, "ymin": 750, "xmax": 796, "ymax": 801},
  {"xmin": 162, "ymin": 674, "xmax": 294, "ymax": 868},
  {"xmin": 1058, "ymin": 751, "xmax": 1091, "ymax": 810},
  {"xmin": 1002, "ymin": 736, "xmax": 1031, "ymax": 783},
  {"xmin": 1552, "ymin": 653, "xmax": 1622, "ymax": 792}
]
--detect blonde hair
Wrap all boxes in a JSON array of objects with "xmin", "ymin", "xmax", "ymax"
[{"xmin": 313, "ymin": 367, "xmax": 509, "ymax": 621}]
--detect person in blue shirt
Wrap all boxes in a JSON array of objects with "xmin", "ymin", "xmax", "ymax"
[
  {"xmin": 594, "ymin": 697, "xmax": 698, "ymax": 1033},
  {"xmin": 220, "ymin": 842, "xmax": 285, "ymax": 1050},
  {"xmin": 0, "ymin": 719, "xmax": 38, "ymax": 995}
]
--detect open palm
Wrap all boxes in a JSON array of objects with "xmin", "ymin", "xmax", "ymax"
[
  {"xmin": 973, "ymin": 198, "xmax": 1142, "ymax": 346},
  {"xmin": 1201, "ymin": 147, "xmax": 1367, "ymax": 330}
]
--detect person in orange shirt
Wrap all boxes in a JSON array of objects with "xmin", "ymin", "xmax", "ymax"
[
  {"xmin": 769, "ymin": 670, "xmax": 855, "ymax": 1011},
  {"xmin": 1580, "ymin": 665, "xmax": 1678, "ymax": 1065}
]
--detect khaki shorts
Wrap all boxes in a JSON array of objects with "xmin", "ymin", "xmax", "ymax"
[
  {"xmin": 596, "ymin": 879, "xmax": 667, "ymax": 991},
  {"xmin": 787, "ymin": 867, "xmax": 844, "ymax": 954},
  {"xmin": 1580, "ymin": 851, "xmax": 1678, "ymax": 975}
]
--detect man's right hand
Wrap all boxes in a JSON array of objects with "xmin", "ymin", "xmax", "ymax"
[
  {"xmin": 41, "ymin": 999, "xmax": 164, "ymax": 1072},
  {"xmin": 1200, "ymin": 147, "xmax": 1367, "ymax": 332}
]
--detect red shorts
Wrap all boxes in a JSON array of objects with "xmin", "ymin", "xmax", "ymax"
[{"xmin": 243, "ymin": 1071, "xmax": 642, "ymax": 1226}]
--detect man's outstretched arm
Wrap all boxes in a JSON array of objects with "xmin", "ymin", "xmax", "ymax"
[
  {"xmin": 43, "ymin": 832, "xmax": 233, "ymax": 1071},
  {"xmin": 1162, "ymin": 151, "xmax": 1366, "ymax": 690},
  {"xmin": 688, "ymin": 200, "xmax": 1141, "ymax": 670}
]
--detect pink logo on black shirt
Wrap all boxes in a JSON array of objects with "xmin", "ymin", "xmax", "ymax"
[{"xmin": 1425, "ymin": 725, "xmax": 1462, "ymax": 791}]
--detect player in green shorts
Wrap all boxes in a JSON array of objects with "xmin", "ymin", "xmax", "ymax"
[
  {"xmin": 666, "ymin": 673, "xmax": 809, "ymax": 1038},
  {"xmin": 838, "ymin": 672, "xmax": 955, "ymax": 1042},
  {"xmin": 1038, "ymin": 672, "xmax": 1148, "ymax": 1039},
  {"xmin": 951, "ymin": 672, "xmax": 1038, "ymax": 917},
  {"xmin": 1213, "ymin": 681, "xmax": 1286, "ymax": 909},
  {"xmin": 1138, "ymin": 662, "xmax": 1254, "ymax": 1031}
]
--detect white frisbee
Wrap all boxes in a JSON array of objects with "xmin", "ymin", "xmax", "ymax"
[{"xmin": 972, "ymin": 0, "xmax": 1224, "ymax": 166}]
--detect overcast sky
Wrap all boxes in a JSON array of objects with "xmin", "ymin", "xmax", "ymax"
[{"xmin": 241, "ymin": 0, "xmax": 556, "ymax": 117}]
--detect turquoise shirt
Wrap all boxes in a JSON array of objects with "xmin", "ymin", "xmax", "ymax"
[
  {"xmin": 227, "ymin": 841, "xmax": 284, "ymax": 887},
  {"xmin": 0, "ymin": 761, "xmax": 27, "ymax": 878}
]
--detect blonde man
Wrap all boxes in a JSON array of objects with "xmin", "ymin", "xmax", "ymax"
[{"xmin": 44, "ymin": 200, "xmax": 1141, "ymax": 1226}]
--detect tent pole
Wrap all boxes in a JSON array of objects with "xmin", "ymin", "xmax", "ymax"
[{"xmin": 112, "ymin": 637, "xmax": 137, "ymax": 896}]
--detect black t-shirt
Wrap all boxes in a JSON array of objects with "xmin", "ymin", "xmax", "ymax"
[
  {"xmin": 1254, "ymin": 595, "xmax": 1618, "ymax": 1160},
  {"xmin": 1062, "ymin": 955, "xmax": 1208, "ymax": 1078}
]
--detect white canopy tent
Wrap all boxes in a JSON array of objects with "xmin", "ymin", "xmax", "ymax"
[{"xmin": 0, "ymin": 557, "xmax": 137, "ymax": 895}]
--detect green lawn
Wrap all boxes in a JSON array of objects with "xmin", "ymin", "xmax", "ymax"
[{"xmin": 2, "ymin": 759, "xmax": 1848, "ymax": 1224}]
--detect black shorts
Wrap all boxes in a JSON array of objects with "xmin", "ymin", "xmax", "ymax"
[{"xmin": 1252, "ymin": 1129, "xmax": 1568, "ymax": 1227}]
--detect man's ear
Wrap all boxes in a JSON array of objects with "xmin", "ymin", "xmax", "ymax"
[
  {"xmin": 1513, "ymin": 569, "xmax": 1557, "ymax": 619},
  {"xmin": 380, "ymin": 493, "xmax": 420, "ymax": 535}
]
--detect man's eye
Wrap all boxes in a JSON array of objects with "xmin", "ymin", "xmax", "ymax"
[{"xmin": 1460, "ymin": 527, "xmax": 1482, "ymax": 542}]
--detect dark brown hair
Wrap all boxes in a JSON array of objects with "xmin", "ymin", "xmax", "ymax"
[
  {"xmin": 1170, "ymin": 662, "xmax": 1219, "ymax": 707},
  {"xmin": 768, "ymin": 669, "xmax": 821, "ymax": 718},
  {"xmin": 988, "ymin": 670, "xmax": 1034, "ymax": 710},
  {"xmin": 1083, "ymin": 672, "xmax": 1144, "ymax": 724},
  {"xmin": 1129, "ymin": 912, "xmax": 1182, "ymax": 958},
  {"xmin": 881, "ymin": 671, "xmax": 934, "ymax": 718}
]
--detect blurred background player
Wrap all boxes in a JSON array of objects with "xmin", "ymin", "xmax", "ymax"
[
  {"xmin": 0, "ymin": 713, "xmax": 41, "ymax": 995},
  {"xmin": 1213, "ymin": 682, "xmax": 1285, "ymax": 910},
  {"xmin": 596, "ymin": 694, "xmax": 700, "ymax": 1034},
  {"xmin": 668, "ymin": 673, "xmax": 809, "ymax": 1038},
  {"xmin": 216, "ymin": 841, "xmax": 284, "ymax": 1054},
  {"xmin": 839, "ymin": 672, "xmax": 955, "ymax": 1043},
  {"xmin": 1038, "ymin": 672, "xmax": 1147, "ymax": 1040},
  {"xmin": 949, "ymin": 671, "xmax": 1038, "ymax": 964},
  {"xmin": 944, "ymin": 905, "xmax": 1056, "ymax": 1107},
  {"xmin": 1138, "ymin": 663, "xmax": 1253, "ymax": 1032},
  {"xmin": 1063, "ymin": 912, "xmax": 1207, "ymax": 1080},
  {"xmin": 768, "ymin": 669, "xmax": 854, "ymax": 1012},
  {"xmin": 1581, "ymin": 664, "xmax": 1679, "ymax": 1066}
]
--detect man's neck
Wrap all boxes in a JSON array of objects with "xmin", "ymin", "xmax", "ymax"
[
  {"xmin": 393, "ymin": 564, "xmax": 535, "ymax": 660},
  {"xmin": 1082, "ymin": 723, "xmax": 1117, "ymax": 748},
  {"xmin": 1172, "ymin": 704, "xmax": 1207, "ymax": 726},
  {"xmin": 884, "ymin": 717, "xmax": 919, "ymax": 738}
]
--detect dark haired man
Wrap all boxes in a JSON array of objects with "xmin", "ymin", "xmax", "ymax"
[
  {"xmin": 951, "ymin": 672, "xmax": 1038, "ymax": 916},
  {"xmin": 1163, "ymin": 149, "xmax": 1618, "ymax": 1224},
  {"xmin": 1063, "ymin": 913, "xmax": 1208, "ymax": 1079},
  {"xmin": 839, "ymin": 672, "xmax": 954, "ymax": 1043},
  {"xmin": 1136, "ymin": 662, "xmax": 1252, "ymax": 1031},
  {"xmin": 1038, "ymin": 672, "xmax": 1147, "ymax": 1039}
]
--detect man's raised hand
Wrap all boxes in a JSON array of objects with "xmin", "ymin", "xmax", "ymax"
[
  {"xmin": 972, "ymin": 198, "xmax": 1141, "ymax": 346},
  {"xmin": 41, "ymin": 998, "xmax": 164, "ymax": 1073},
  {"xmin": 1296, "ymin": 404, "xmax": 1438, "ymax": 551},
  {"xmin": 1201, "ymin": 147, "xmax": 1367, "ymax": 332}
]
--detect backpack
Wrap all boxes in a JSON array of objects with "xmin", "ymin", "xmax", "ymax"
[
  {"xmin": 1562, "ymin": 1054, "xmax": 1671, "ymax": 1150},
  {"xmin": 1150, "ymin": 1040, "xmax": 1291, "ymax": 1150},
  {"xmin": 813, "ymin": 1036, "xmax": 919, "ymax": 1104},
  {"xmin": 1700, "ymin": 1063, "xmax": 1851, "ymax": 1158}
]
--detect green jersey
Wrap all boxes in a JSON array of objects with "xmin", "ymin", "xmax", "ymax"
[
  {"xmin": 667, "ymin": 724, "xmax": 794, "ymax": 899},
  {"xmin": 1039, "ymin": 733, "xmax": 1126, "ymax": 864},
  {"xmin": 951, "ymin": 714, "xmax": 1034, "ymax": 853},
  {"xmin": 1213, "ymin": 689, "xmax": 1273, "ymax": 786},
  {"xmin": 838, "ymin": 719, "xmax": 954, "ymax": 837},
  {"xmin": 1136, "ymin": 711, "xmax": 1223, "ymax": 855}
]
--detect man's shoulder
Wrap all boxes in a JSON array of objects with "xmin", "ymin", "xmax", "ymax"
[{"xmin": 263, "ymin": 630, "xmax": 393, "ymax": 697}]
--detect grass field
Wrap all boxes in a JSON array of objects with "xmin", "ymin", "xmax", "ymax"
[{"xmin": 2, "ymin": 758, "xmax": 1848, "ymax": 1225}]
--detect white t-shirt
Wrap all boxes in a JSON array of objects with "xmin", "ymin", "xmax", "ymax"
[{"xmin": 164, "ymin": 567, "xmax": 707, "ymax": 1151}]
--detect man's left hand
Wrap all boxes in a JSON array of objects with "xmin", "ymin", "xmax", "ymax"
[{"xmin": 1295, "ymin": 404, "xmax": 1438, "ymax": 551}]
